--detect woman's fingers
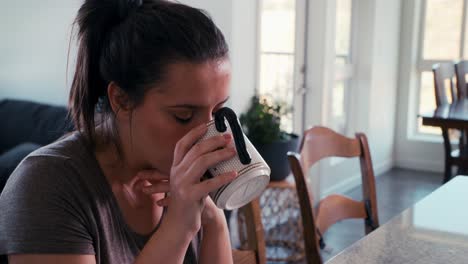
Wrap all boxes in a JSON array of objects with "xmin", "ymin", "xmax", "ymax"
[
  {"xmin": 173, "ymin": 124, "xmax": 208, "ymax": 166},
  {"xmin": 137, "ymin": 169, "xmax": 169, "ymax": 181},
  {"xmin": 136, "ymin": 169, "xmax": 170, "ymax": 195},
  {"xmin": 185, "ymin": 146, "xmax": 237, "ymax": 183},
  {"xmin": 193, "ymin": 171, "xmax": 238, "ymax": 200},
  {"xmin": 142, "ymin": 181, "xmax": 170, "ymax": 195},
  {"xmin": 181, "ymin": 134, "xmax": 233, "ymax": 165}
]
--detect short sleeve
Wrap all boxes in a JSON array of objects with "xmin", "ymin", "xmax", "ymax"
[{"xmin": 0, "ymin": 155, "xmax": 95, "ymax": 256}]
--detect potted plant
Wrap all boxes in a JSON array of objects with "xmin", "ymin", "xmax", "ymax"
[{"xmin": 239, "ymin": 96, "xmax": 300, "ymax": 181}]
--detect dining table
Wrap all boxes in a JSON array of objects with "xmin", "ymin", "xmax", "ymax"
[
  {"xmin": 420, "ymin": 99, "xmax": 468, "ymax": 176},
  {"xmin": 420, "ymin": 99, "xmax": 468, "ymax": 129},
  {"xmin": 326, "ymin": 175, "xmax": 468, "ymax": 264}
]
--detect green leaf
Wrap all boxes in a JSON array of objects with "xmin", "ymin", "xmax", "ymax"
[{"xmin": 239, "ymin": 95, "xmax": 291, "ymax": 145}]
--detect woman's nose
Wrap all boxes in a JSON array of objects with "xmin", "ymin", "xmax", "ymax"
[{"xmin": 200, "ymin": 111, "xmax": 214, "ymax": 124}]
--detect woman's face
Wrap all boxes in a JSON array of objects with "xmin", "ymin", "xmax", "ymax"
[{"xmin": 122, "ymin": 59, "xmax": 231, "ymax": 174}]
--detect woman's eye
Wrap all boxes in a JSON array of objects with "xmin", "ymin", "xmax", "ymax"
[{"xmin": 174, "ymin": 112, "xmax": 193, "ymax": 124}]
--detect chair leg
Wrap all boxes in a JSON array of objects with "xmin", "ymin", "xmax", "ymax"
[{"xmin": 443, "ymin": 161, "xmax": 452, "ymax": 183}]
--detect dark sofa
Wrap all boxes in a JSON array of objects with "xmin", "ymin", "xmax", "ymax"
[{"xmin": 0, "ymin": 99, "xmax": 73, "ymax": 193}]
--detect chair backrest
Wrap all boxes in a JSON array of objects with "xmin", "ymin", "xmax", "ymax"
[
  {"xmin": 234, "ymin": 198, "xmax": 266, "ymax": 264},
  {"xmin": 433, "ymin": 63, "xmax": 457, "ymax": 106},
  {"xmin": 232, "ymin": 250, "xmax": 260, "ymax": 264},
  {"xmin": 287, "ymin": 126, "xmax": 379, "ymax": 263},
  {"xmin": 288, "ymin": 152, "xmax": 323, "ymax": 264},
  {"xmin": 433, "ymin": 63, "xmax": 459, "ymax": 164},
  {"xmin": 237, "ymin": 180, "xmax": 315, "ymax": 263},
  {"xmin": 455, "ymin": 60, "xmax": 468, "ymax": 100}
]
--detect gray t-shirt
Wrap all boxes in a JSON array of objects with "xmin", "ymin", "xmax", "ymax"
[{"xmin": 0, "ymin": 133, "xmax": 199, "ymax": 263}]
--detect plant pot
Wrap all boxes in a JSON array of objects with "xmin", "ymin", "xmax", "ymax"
[{"xmin": 255, "ymin": 133, "xmax": 300, "ymax": 181}]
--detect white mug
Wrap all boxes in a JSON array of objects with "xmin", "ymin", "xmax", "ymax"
[{"xmin": 200, "ymin": 107, "xmax": 270, "ymax": 210}]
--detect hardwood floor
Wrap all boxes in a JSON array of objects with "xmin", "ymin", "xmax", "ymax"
[
  {"xmin": 229, "ymin": 168, "xmax": 443, "ymax": 263},
  {"xmin": 320, "ymin": 168, "xmax": 441, "ymax": 262}
]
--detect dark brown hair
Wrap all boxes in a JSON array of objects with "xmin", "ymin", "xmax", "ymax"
[{"xmin": 69, "ymin": 0, "xmax": 228, "ymax": 150}]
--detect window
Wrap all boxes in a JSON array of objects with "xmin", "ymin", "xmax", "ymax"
[
  {"xmin": 257, "ymin": 0, "xmax": 355, "ymax": 135},
  {"xmin": 257, "ymin": 0, "xmax": 297, "ymax": 132},
  {"xmin": 416, "ymin": 0, "xmax": 467, "ymax": 135},
  {"xmin": 331, "ymin": 0, "xmax": 354, "ymax": 135}
]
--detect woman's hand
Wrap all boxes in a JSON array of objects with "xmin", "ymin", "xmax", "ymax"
[
  {"xmin": 201, "ymin": 196, "xmax": 227, "ymax": 229},
  {"xmin": 199, "ymin": 192, "xmax": 233, "ymax": 264},
  {"xmin": 138, "ymin": 124, "xmax": 238, "ymax": 236}
]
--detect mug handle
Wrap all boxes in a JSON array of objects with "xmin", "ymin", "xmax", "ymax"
[{"xmin": 214, "ymin": 107, "xmax": 252, "ymax": 165}]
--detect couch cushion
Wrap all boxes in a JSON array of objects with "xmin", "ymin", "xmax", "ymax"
[
  {"xmin": 0, "ymin": 142, "xmax": 41, "ymax": 194},
  {"xmin": 0, "ymin": 99, "xmax": 73, "ymax": 153}
]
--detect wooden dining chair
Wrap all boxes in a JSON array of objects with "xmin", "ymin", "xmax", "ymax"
[
  {"xmin": 287, "ymin": 126, "xmax": 379, "ymax": 263},
  {"xmin": 433, "ymin": 63, "xmax": 468, "ymax": 182},
  {"xmin": 234, "ymin": 198, "xmax": 266, "ymax": 264},
  {"xmin": 237, "ymin": 180, "xmax": 320, "ymax": 263},
  {"xmin": 455, "ymin": 60, "xmax": 468, "ymax": 100},
  {"xmin": 433, "ymin": 62, "xmax": 457, "ymax": 105}
]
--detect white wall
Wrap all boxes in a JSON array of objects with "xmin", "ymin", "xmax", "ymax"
[
  {"xmin": 367, "ymin": 0, "xmax": 401, "ymax": 175},
  {"xmin": 230, "ymin": 0, "xmax": 258, "ymax": 113},
  {"xmin": 0, "ymin": 0, "xmax": 81, "ymax": 106}
]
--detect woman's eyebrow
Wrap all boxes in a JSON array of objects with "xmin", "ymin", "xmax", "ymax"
[
  {"xmin": 216, "ymin": 96, "xmax": 230, "ymax": 107},
  {"xmin": 167, "ymin": 97, "xmax": 230, "ymax": 109}
]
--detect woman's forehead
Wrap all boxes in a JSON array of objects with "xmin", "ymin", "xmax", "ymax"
[
  {"xmin": 147, "ymin": 60, "xmax": 231, "ymax": 106},
  {"xmin": 164, "ymin": 59, "xmax": 230, "ymax": 84}
]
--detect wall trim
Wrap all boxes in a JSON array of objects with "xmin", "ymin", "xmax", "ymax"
[
  {"xmin": 395, "ymin": 158, "xmax": 443, "ymax": 173},
  {"xmin": 321, "ymin": 158, "xmax": 394, "ymax": 197}
]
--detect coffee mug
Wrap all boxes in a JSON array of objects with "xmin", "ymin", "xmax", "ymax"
[{"xmin": 200, "ymin": 107, "xmax": 270, "ymax": 210}]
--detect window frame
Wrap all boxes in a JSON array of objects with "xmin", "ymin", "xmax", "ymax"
[
  {"xmin": 411, "ymin": 0, "xmax": 468, "ymax": 141},
  {"xmin": 328, "ymin": 0, "xmax": 358, "ymax": 136}
]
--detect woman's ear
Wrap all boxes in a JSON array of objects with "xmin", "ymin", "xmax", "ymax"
[{"xmin": 107, "ymin": 82, "xmax": 133, "ymax": 119}]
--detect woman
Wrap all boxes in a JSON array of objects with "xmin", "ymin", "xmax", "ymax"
[{"xmin": 0, "ymin": 0, "xmax": 237, "ymax": 263}]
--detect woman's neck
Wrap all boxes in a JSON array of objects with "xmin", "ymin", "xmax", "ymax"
[
  {"xmin": 94, "ymin": 134, "xmax": 142, "ymax": 185},
  {"xmin": 94, "ymin": 134, "xmax": 164, "ymax": 234}
]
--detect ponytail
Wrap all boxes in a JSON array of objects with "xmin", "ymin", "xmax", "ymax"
[{"xmin": 69, "ymin": 0, "xmax": 143, "ymax": 143}]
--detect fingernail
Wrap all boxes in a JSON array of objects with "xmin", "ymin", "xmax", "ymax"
[{"xmin": 223, "ymin": 134, "xmax": 232, "ymax": 142}]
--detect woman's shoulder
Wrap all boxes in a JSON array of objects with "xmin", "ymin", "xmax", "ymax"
[
  {"xmin": 28, "ymin": 132, "xmax": 88, "ymax": 160},
  {"xmin": 3, "ymin": 132, "xmax": 98, "ymax": 197},
  {"xmin": 0, "ymin": 133, "xmax": 97, "ymax": 256},
  {"xmin": 0, "ymin": 132, "xmax": 101, "ymax": 236}
]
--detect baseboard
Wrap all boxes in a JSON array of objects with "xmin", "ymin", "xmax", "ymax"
[
  {"xmin": 321, "ymin": 159, "xmax": 394, "ymax": 197},
  {"xmin": 395, "ymin": 158, "xmax": 443, "ymax": 173},
  {"xmin": 374, "ymin": 158, "xmax": 395, "ymax": 176}
]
